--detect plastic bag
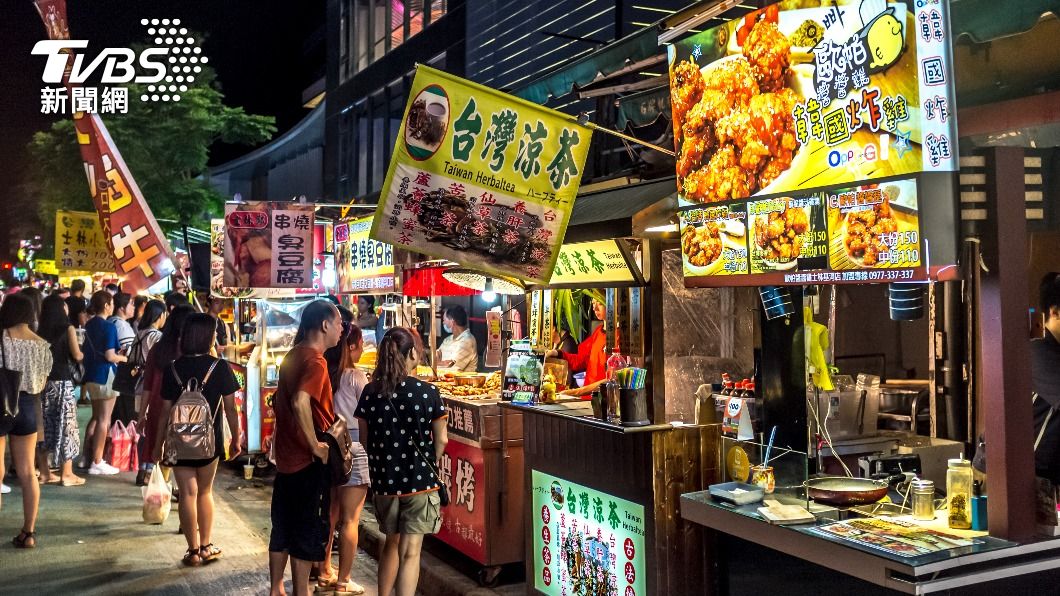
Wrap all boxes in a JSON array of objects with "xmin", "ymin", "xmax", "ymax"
[
  {"xmin": 124, "ymin": 421, "xmax": 140, "ymax": 472},
  {"xmin": 109, "ymin": 420, "xmax": 132, "ymax": 471},
  {"xmin": 141, "ymin": 466, "xmax": 172, "ymax": 524}
]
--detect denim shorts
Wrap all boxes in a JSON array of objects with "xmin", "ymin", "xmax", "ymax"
[{"xmin": 0, "ymin": 392, "xmax": 40, "ymax": 437}]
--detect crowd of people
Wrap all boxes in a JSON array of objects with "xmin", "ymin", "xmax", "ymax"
[{"xmin": 0, "ymin": 282, "xmax": 450, "ymax": 596}]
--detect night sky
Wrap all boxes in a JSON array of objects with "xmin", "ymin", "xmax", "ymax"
[{"xmin": 0, "ymin": 0, "xmax": 325, "ymax": 192}]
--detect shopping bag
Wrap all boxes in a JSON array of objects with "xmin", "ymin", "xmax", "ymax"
[
  {"xmin": 141, "ymin": 466, "xmax": 172, "ymax": 524},
  {"xmin": 109, "ymin": 420, "xmax": 132, "ymax": 470},
  {"xmin": 125, "ymin": 421, "xmax": 140, "ymax": 472}
]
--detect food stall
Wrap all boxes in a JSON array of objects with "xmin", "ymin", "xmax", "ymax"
[
  {"xmin": 494, "ymin": 177, "xmax": 724, "ymax": 596},
  {"xmin": 658, "ymin": 1, "xmax": 1060, "ymax": 593}
]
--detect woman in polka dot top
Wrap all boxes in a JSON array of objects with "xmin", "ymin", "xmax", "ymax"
[{"xmin": 355, "ymin": 326, "xmax": 448, "ymax": 596}]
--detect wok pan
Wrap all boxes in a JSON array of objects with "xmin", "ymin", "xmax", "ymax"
[{"xmin": 806, "ymin": 477, "xmax": 889, "ymax": 506}]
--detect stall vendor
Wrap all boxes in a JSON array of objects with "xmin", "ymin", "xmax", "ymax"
[
  {"xmin": 549, "ymin": 295, "xmax": 619, "ymax": 396},
  {"xmin": 436, "ymin": 305, "xmax": 478, "ymax": 372},
  {"xmin": 1033, "ymin": 273, "xmax": 1060, "ymax": 482}
]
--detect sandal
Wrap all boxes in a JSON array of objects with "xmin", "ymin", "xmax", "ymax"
[
  {"xmin": 199, "ymin": 543, "xmax": 223, "ymax": 563},
  {"xmin": 182, "ymin": 547, "xmax": 202, "ymax": 567},
  {"xmin": 61, "ymin": 476, "xmax": 86, "ymax": 487},
  {"xmin": 334, "ymin": 580, "xmax": 366, "ymax": 594},
  {"xmin": 317, "ymin": 573, "xmax": 337, "ymax": 589},
  {"xmin": 13, "ymin": 530, "xmax": 36, "ymax": 549}
]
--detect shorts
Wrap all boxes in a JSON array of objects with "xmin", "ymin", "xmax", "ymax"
[
  {"xmin": 85, "ymin": 382, "xmax": 117, "ymax": 401},
  {"xmin": 344, "ymin": 439, "xmax": 370, "ymax": 487},
  {"xmin": 374, "ymin": 491, "xmax": 442, "ymax": 535},
  {"xmin": 0, "ymin": 392, "xmax": 40, "ymax": 437},
  {"xmin": 269, "ymin": 461, "xmax": 331, "ymax": 562}
]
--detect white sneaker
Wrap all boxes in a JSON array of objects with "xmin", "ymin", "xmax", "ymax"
[
  {"xmin": 88, "ymin": 461, "xmax": 120, "ymax": 475},
  {"xmin": 1, "ymin": 482, "xmax": 10, "ymax": 494}
]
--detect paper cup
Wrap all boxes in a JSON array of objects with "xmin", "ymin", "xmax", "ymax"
[{"xmin": 243, "ymin": 464, "xmax": 254, "ymax": 480}]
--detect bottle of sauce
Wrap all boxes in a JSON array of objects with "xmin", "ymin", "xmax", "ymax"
[
  {"xmin": 720, "ymin": 373, "xmax": 733, "ymax": 396},
  {"xmin": 947, "ymin": 458, "xmax": 973, "ymax": 529},
  {"xmin": 741, "ymin": 379, "xmax": 756, "ymax": 400}
]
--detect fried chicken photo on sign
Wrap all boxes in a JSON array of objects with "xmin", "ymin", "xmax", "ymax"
[
  {"xmin": 754, "ymin": 202, "xmax": 809, "ymax": 262},
  {"xmin": 716, "ymin": 87, "xmax": 800, "ymax": 188},
  {"xmin": 683, "ymin": 144, "xmax": 754, "ymax": 202},
  {"xmin": 743, "ymin": 20, "xmax": 791, "ymax": 92},
  {"xmin": 670, "ymin": 60, "xmax": 704, "ymax": 149},
  {"xmin": 844, "ymin": 198, "xmax": 898, "ymax": 266}
]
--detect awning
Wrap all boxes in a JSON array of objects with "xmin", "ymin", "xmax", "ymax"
[
  {"xmin": 951, "ymin": 0, "xmax": 1060, "ymax": 43},
  {"xmin": 616, "ymin": 86, "xmax": 671, "ymax": 130},
  {"xmin": 513, "ymin": 27, "xmax": 661, "ymax": 105},
  {"xmin": 565, "ymin": 177, "xmax": 677, "ymax": 243}
]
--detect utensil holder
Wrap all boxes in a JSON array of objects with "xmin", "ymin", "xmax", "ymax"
[{"xmin": 619, "ymin": 388, "xmax": 650, "ymax": 427}]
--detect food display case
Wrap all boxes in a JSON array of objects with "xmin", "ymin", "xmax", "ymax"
[{"xmin": 243, "ymin": 298, "xmax": 314, "ymax": 464}]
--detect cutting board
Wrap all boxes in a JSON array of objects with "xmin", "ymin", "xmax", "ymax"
[{"xmin": 758, "ymin": 499, "xmax": 816, "ymax": 525}]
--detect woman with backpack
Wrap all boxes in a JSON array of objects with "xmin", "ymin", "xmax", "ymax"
[
  {"xmin": 0, "ymin": 293, "xmax": 54, "ymax": 548},
  {"xmin": 354, "ymin": 327, "xmax": 448, "ymax": 596},
  {"xmin": 137, "ymin": 304, "xmax": 192, "ymax": 487},
  {"xmin": 131, "ymin": 300, "xmax": 166, "ymax": 414},
  {"xmin": 37, "ymin": 294, "xmax": 85, "ymax": 487},
  {"xmin": 154, "ymin": 313, "xmax": 242, "ymax": 567}
]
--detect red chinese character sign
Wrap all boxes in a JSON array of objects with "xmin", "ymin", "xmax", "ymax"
[
  {"xmin": 436, "ymin": 439, "xmax": 487, "ymax": 563},
  {"xmin": 667, "ymin": 0, "xmax": 959, "ymax": 207},
  {"xmin": 223, "ymin": 203, "xmax": 315, "ymax": 289},
  {"xmin": 370, "ymin": 66, "xmax": 592, "ymax": 284},
  {"xmin": 35, "ymin": 0, "xmax": 175, "ymax": 292},
  {"xmin": 531, "ymin": 470, "xmax": 646, "ymax": 596}
]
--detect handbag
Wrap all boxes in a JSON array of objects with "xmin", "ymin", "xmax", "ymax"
[
  {"xmin": 318, "ymin": 414, "xmax": 354, "ymax": 485},
  {"xmin": 68, "ymin": 358, "xmax": 84, "ymax": 384},
  {"xmin": 0, "ymin": 331, "xmax": 24, "ymax": 424},
  {"xmin": 386, "ymin": 394, "xmax": 449, "ymax": 506},
  {"xmin": 113, "ymin": 334, "xmax": 145, "ymax": 395}
]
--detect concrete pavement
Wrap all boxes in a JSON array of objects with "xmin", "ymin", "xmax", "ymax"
[{"xmin": 0, "ymin": 403, "xmax": 524, "ymax": 595}]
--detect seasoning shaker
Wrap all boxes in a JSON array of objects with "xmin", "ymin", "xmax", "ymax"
[
  {"xmin": 911, "ymin": 479, "xmax": 935, "ymax": 521},
  {"xmin": 946, "ymin": 458, "xmax": 973, "ymax": 529}
]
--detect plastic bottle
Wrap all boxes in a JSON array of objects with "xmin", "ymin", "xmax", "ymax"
[{"xmin": 947, "ymin": 458, "xmax": 973, "ymax": 529}]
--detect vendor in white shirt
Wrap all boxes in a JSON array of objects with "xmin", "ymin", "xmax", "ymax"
[{"xmin": 436, "ymin": 305, "xmax": 478, "ymax": 372}]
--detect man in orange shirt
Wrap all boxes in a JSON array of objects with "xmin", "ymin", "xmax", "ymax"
[{"xmin": 268, "ymin": 300, "xmax": 343, "ymax": 596}]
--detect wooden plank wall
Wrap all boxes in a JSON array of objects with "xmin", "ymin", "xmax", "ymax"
[{"xmin": 653, "ymin": 424, "xmax": 720, "ymax": 595}]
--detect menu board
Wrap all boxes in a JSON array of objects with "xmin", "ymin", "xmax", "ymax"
[
  {"xmin": 55, "ymin": 210, "xmax": 114, "ymax": 273},
  {"xmin": 667, "ymin": 0, "xmax": 958, "ymax": 207},
  {"xmin": 532, "ymin": 470, "xmax": 646, "ymax": 596},
  {"xmin": 682, "ymin": 176, "xmax": 923, "ymax": 287},
  {"xmin": 811, "ymin": 518, "xmax": 979, "ymax": 558}
]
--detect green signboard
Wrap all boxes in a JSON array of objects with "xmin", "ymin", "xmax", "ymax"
[{"xmin": 532, "ymin": 469, "xmax": 647, "ymax": 596}]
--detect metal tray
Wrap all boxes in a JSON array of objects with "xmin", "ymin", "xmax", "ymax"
[{"xmin": 709, "ymin": 481, "xmax": 765, "ymax": 505}]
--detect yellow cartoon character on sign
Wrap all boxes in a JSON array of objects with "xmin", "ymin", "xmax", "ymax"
[{"xmin": 860, "ymin": 0, "xmax": 904, "ymax": 71}]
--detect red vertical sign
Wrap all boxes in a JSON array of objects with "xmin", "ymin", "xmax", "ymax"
[
  {"xmin": 34, "ymin": 0, "xmax": 176, "ymax": 292},
  {"xmin": 436, "ymin": 439, "xmax": 487, "ymax": 563}
]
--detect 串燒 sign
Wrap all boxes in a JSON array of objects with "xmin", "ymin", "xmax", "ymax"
[
  {"xmin": 223, "ymin": 202, "xmax": 315, "ymax": 289},
  {"xmin": 335, "ymin": 216, "xmax": 395, "ymax": 293}
]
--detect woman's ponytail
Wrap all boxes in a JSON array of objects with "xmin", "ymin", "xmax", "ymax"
[{"xmin": 372, "ymin": 327, "xmax": 417, "ymax": 395}]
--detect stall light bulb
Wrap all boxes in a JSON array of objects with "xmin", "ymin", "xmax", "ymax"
[{"xmin": 482, "ymin": 277, "xmax": 497, "ymax": 303}]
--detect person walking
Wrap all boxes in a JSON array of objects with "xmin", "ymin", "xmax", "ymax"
[
  {"xmin": 137, "ymin": 305, "xmax": 192, "ymax": 487},
  {"xmin": 79, "ymin": 291, "xmax": 127, "ymax": 475},
  {"xmin": 355, "ymin": 327, "xmax": 448, "ymax": 596},
  {"xmin": 0, "ymin": 293, "xmax": 54, "ymax": 548},
  {"xmin": 318, "ymin": 319, "xmax": 370, "ymax": 594},
  {"xmin": 154, "ymin": 313, "xmax": 242, "ymax": 567},
  {"xmin": 36, "ymin": 295, "xmax": 85, "ymax": 487},
  {"xmin": 269, "ymin": 300, "xmax": 342, "ymax": 596}
]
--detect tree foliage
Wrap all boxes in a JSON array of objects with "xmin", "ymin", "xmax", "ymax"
[{"xmin": 24, "ymin": 61, "xmax": 276, "ymax": 241}]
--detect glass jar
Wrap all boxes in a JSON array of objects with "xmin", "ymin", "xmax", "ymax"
[
  {"xmin": 946, "ymin": 458, "xmax": 973, "ymax": 529},
  {"xmin": 911, "ymin": 479, "xmax": 935, "ymax": 521}
]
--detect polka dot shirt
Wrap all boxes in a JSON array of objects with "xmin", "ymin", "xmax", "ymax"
[{"xmin": 354, "ymin": 376, "xmax": 447, "ymax": 496}]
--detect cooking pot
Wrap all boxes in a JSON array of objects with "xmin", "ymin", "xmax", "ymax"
[{"xmin": 806, "ymin": 476, "xmax": 889, "ymax": 506}]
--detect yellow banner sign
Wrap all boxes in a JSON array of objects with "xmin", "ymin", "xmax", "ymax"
[
  {"xmin": 549, "ymin": 240, "xmax": 636, "ymax": 285},
  {"xmin": 370, "ymin": 66, "xmax": 592, "ymax": 284},
  {"xmin": 55, "ymin": 210, "xmax": 114, "ymax": 273},
  {"xmin": 335, "ymin": 216, "xmax": 395, "ymax": 293},
  {"xmin": 35, "ymin": 259, "xmax": 58, "ymax": 276}
]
